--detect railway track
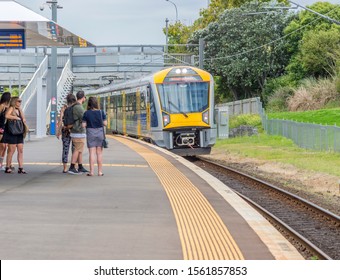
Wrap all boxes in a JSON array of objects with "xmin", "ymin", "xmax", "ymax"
[{"xmin": 192, "ymin": 157, "xmax": 340, "ymax": 260}]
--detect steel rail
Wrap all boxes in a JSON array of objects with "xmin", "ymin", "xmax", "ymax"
[{"xmin": 196, "ymin": 157, "xmax": 340, "ymax": 260}]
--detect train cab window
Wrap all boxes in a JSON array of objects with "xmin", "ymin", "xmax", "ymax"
[
  {"xmin": 149, "ymin": 88, "xmax": 158, "ymax": 127},
  {"xmin": 157, "ymin": 82, "xmax": 209, "ymax": 114}
]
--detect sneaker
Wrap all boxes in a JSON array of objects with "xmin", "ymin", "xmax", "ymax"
[
  {"xmin": 0, "ymin": 166, "xmax": 5, "ymax": 171},
  {"xmin": 78, "ymin": 166, "xmax": 89, "ymax": 173},
  {"xmin": 68, "ymin": 167, "xmax": 80, "ymax": 175}
]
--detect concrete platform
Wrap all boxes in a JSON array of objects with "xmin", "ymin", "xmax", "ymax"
[{"xmin": 0, "ymin": 135, "xmax": 303, "ymax": 260}]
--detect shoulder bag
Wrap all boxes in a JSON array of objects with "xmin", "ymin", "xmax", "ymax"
[
  {"xmin": 100, "ymin": 110, "xmax": 108, "ymax": 148},
  {"xmin": 8, "ymin": 119, "xmax": 24, "ymax": 135}
]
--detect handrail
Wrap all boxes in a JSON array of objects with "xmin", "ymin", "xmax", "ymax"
[
  {"xmin": 20, "ymin": 55, "xmax": 48, "ymax": 112},
  {"xmin": 46, "ymin": 58, "xmax": 75, "ymax": 123}
]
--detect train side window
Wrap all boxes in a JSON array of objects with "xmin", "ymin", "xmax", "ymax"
[
  {"xmin": 110, "ymin": 95, "xmax": 115, "ymax": 109},
  {"xmin": 140, "ymin": 91, "xmax": 146, "ymax": 110}
]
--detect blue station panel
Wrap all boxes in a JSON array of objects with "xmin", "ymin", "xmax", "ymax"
[{"xmin": 0, "ymin": 29, "xmax": 26, "ymax": 49}]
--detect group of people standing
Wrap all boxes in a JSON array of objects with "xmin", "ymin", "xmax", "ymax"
[
  {"xmin": 0, "ymin": 92, "xmax": 27, "ymax": 174},
  {"xmin": 57, "ymin": 90, "xmax": 107, "ymax": 176},
  {"xmin": 0, "ymin": 90, "xmax": 107, "ymax": 176}
]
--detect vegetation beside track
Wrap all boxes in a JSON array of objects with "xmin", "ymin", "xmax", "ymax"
[
  {"xmin": 268, "ymin": 108, "xmax": 340, "ymax": 126},
  {"xmin": 214, "ymin": 134, "xmax": 340, "ymax": 178}
]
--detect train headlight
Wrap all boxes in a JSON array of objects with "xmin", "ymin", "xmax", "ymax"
[
  {"xmin": 202, "ymin": 110, "xmax": 209, "ymax": 124},
  {"xmin": 175, "ymin": 68, "xmax": 188, "ymax": 74},
  {"xmin": 162, "ymin": 112, "xmax": 170, "ymax": 127}
]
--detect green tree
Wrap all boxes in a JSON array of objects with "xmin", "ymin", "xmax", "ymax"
[
  {"xmin": 284, "ymin": 2, "xmax": 340, "ymax": 80},
  {"xmin": 164, "ymin": 0, "xmax": 287, "ymax": 49},
  {"xmin": 163, "ymin": 21, "xmax": 193, "ymax": 53},
  {"xmin": 300, "ymin": 28, "xmax": 340, "ymax": 77},
  {"xmin": 196, "ymin": 0, "xmax": 286, "ymax": 29},
  {"xmin": 190, "ymin": 2, "xmax": 292, "ymax": 101}
]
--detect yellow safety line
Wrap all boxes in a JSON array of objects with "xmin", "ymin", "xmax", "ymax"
[
  {"xmin": 22, "ymin": 162, "xmax": 148, "ymax": 168},
  {"xmin": 113, "ymin": 136, "xmax": 245, "ymax": 260}
]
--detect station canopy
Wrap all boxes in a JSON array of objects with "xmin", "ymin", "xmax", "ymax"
[{"xmin": 0, "ymin": 0, "xmax": 94, "ymax": 47}]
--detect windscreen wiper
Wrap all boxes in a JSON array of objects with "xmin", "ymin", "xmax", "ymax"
[{"xmin": 168, "ymin": 100, "xmax": 188, "ymax": 118}]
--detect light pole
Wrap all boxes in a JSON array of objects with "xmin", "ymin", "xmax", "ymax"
[
  {"xmin": 165, "ymin": 18, "xmax": 169, "ymax": 53},
  {"xmin": 165, "ymin": 0, "xmax": 178, "ymax": 22},
  {"xmin": 41, "ymin": 1, "xmax": 63, "ymax": 135}
]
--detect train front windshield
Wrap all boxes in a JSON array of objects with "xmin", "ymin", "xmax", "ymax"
[{"xmin": 157, "ymin": 82, "xmax": 209, "ymax": 113}]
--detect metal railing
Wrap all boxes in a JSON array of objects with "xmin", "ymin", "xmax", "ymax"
[
  {"xmin": 46, "ymin": 58, "xmax": 75, "ymax": 123},
  {"xmin": 262, "ymin": 113, "xmax": 340, "ymax": 153},
  {"xmin": 57, "ymin": 59, "xmax": 75, "ymax": 112},
  {"xmin": 20, "ymin": 55, "xmax": 48, "ymax": 112},
  {"xmin": 216, "ymin": 97, "xmax": 262, "ymax": 116},
  {"xmin": 217, "ymin": 97, "xmax": 340, "ymax": 153}
]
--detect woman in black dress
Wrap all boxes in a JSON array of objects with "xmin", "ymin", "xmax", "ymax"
[
  {"xmin": 3, "ymin": 97, "xmax": 27, "ymax": 174},
  {"xmin": 0, "ymin": 91, "xmax": 11, "ymax": 170}
]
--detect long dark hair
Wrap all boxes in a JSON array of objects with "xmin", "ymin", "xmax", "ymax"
[
  {"xmin": 87, "ymin": 96, "xmax": 99, "ymax": 110},
  {"xmin": 0, "ymin": 91, "xmax": 11, "ymax": 105},
  {"xmin": 66, "ymin": 93, "xmax": 76, "ymax": 106}
]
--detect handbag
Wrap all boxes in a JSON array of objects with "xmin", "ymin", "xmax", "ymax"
[
  {"xmin": 8, "ymin": 119, "xmax": 24, "ymax": 135},
  {"xmin": 100, "ymin": 110, "xmax": 108, "ymax": 148},
  {"xmin": 102, "ymin": 138, "xmax": 109, "ymax": 149}
]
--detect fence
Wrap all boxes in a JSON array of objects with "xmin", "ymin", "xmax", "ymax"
[
  {"xmin": 262, "ymin": 113, "xmax": 340, "ymax": 153},
  {"xmin": 216, "ymin": 97, "xmax": 262, "ymax": 116},
  {"xmin": 218, "ymin": 97, "xmax": 340, "ymax": 153}
]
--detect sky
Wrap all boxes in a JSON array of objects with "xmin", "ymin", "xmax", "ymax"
[{"xmin": 15, "ymin": 0, "xmax": 340, "ymax": 46}]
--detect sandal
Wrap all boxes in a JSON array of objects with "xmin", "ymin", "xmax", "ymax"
[
  {"xmin": 86, "ymin": 173, "xmax": 94, "ymax": 176},
  {"xmin": 4, "ymin": 167, "xmax": 12, "ymax": 174},
  {"xmin": 98, "ymin": 173, "xmax": 104, "ymax": 176},
  {"xmin": 18, "ymin": 168, "xmax": 27, "ymax": 174}
]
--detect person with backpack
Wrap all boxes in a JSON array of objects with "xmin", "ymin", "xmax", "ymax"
[
  {"xmin": 68, "ymin": 90, "xmax": 89, "ymax": 175},
  {"xmin": 57, "ymin": 93, "xmax": 76, "ymax": 173}
]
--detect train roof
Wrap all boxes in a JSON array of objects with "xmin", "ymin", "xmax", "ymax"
[{"xmin": 85, "ymin": 66, "xmax": 211, "ymax": 96}]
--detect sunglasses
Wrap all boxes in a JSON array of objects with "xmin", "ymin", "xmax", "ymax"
[{"xmin": 17, "ymin": 100, "xmax": 22, "ymax": 103}]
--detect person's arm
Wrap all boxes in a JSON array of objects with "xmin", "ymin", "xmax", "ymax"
[
  {"xmin": 5, "ymin": 107, "xmax": 20, "ymax": 120},
  {"xmin": 56, "ymin": 108, "xmax": 65, "ymax": 139},
  {"xmin": 82, "ymin": 111, "xmax": 87, "ymax": 128},
  {"xmin": 18, "ymin": 107, "xmax": 26, "ymax": 123},
  {"xmin": 102, "ymin": 110, "xmax": 107, "ymax": 126}
]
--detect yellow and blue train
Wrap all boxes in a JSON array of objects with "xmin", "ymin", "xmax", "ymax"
[{"xmin": 89, "ymin": 66, "xmax": 217, "ymax": 156}]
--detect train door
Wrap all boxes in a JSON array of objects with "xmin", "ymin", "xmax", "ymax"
[
  {"xmin": 114, "ymin": 95, "xmax": 118, "ymax": 132},
  {"xmin": 140, "ymin": 87, "xmax": 148, "ymax": 135},
  {"xmin": 109, "ymin": 95, "xmax": 117, "ymax": 133},
  {"xmin": 146, "ymin": 86, "xmax": 151, "ymax": 136}
]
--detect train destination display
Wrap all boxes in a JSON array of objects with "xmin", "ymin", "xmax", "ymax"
[{"xmin": 0, "ymin": 29, "xmax": 26, "ymax": 49}]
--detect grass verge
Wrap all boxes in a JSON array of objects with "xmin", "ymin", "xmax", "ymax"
[
  {"xmin": 268, "ymin": 108, "xmax": 340, "ymax": 126},
  {"xmin": 214, "ymin": 133, "xmax": 340, "ymax": 177}
]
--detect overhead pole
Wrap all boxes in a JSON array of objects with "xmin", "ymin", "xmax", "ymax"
[
  {"xmin": 50, "ymin": 0, "xmax": 57, "ymax": 135},
  {"xmin": 199, "ymin": 38, "xmax": 204, "ymax": 69},
  {"xmin": 165, "ymin": 18, "xmax": 169, "ymax": 54},
  {"xmin": 288, "ymin": 1, "xmax": 340, "ymax": 25},
  {"xmin": 165, "ymin": 0, "xmax": 178, "ymax": 22},
  {"xmin": 44, "ymin": 0, "xmax": 62, "ymax": 135}
]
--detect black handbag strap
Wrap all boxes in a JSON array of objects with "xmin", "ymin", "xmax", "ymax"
[{"xmin": 99, "ymin": 110, "xmax": 106, "ymax": 139}]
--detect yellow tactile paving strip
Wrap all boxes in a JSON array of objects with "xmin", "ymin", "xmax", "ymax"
[
  {"xmin": 113, "ymin": 136, "xmax": 244, "ymax": 260},
  {"xmin": 23, "ymin": 162, "xmax": 148, "ymax": 168}
]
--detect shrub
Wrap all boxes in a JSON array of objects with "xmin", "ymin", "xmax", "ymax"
[
  {"xmin": 287, "ymin": 77, "xmax": 339, "ymax": 111},
  {"xmin": 229, "ymin": 114, "xmax": 263, "ymax": 132},
  {"xmin": 336, "ymin": 75, "xmax": 340, "ymax": 94},
  {"xmin": 266, "ymin": 86, "xmax": 295, "ymax": 112}
]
